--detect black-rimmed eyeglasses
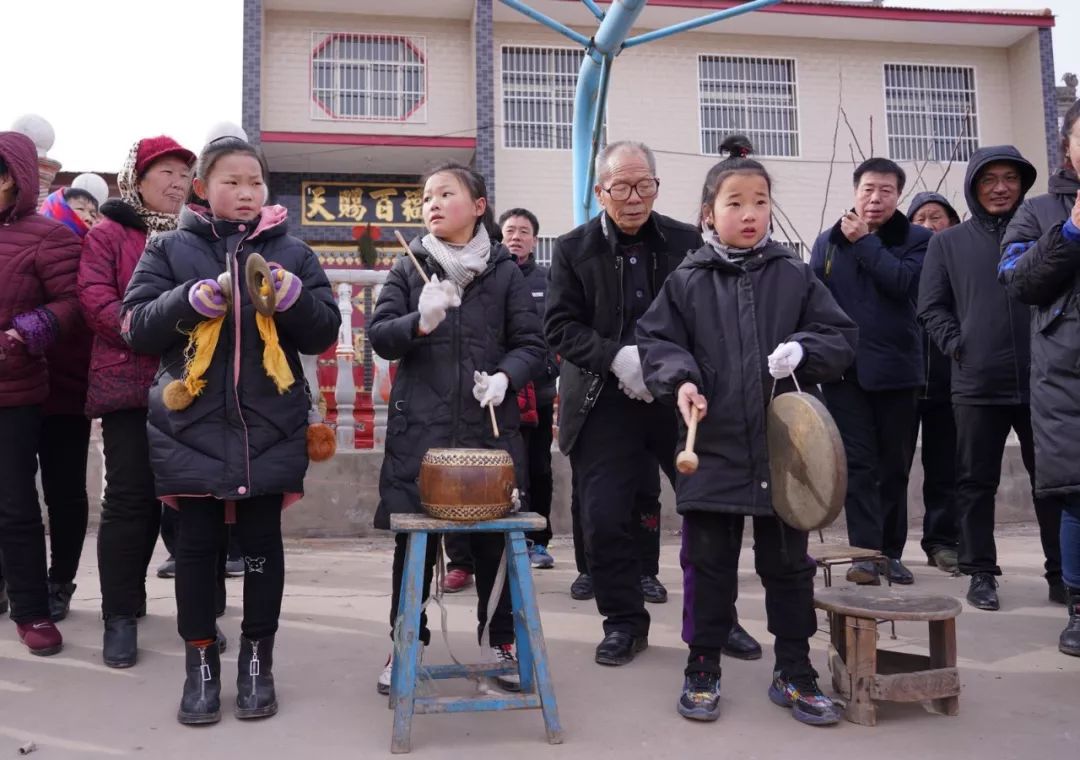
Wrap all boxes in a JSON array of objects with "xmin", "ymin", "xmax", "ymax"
[{"xmin": 601, "ymin": 177, "xmax": 660, "ymax": 202}]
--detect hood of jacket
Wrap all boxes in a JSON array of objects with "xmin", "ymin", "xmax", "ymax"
[
  {"xmin": 963, "ymin": 145, "xmax": 1037, "ymax": 230},
  {"xmin": 679, "ymin": 238, "xmax": 795, "ymax": 274},
  {"xmin": 1047, "ymin": 167, "xmax": 1080, "ymax": 198},
  {"xmin": 177, "ymin": 203, "xmax": 290, "ymax": 243},
  {"xmin": 907, "ymin": 191, "xmax": 961, "ymax": 226},
  {"xmin": 0, "ymin": 131, "xmax": 41, "ymax": 224}
]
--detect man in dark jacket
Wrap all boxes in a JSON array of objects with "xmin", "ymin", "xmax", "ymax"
[
  {"xmin": 545, "ymin": 141, "xmax": 703, "ymax": 665},
  {"xmin": 908, "ymin": 192, "xmax": 962, "ymax": 574},
  {"xmin": 918, "ymin": 146, "xmax": 1062, "ymax": 610},
  {"xmin": 810, "ymin": 158, "xmax": 931, "ymax": 585}
]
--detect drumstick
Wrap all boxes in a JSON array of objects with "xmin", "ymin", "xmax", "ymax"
[
  {"xmin": 488, "ymin": 404, "xmax": 500, "ymax": 439},
  {"xmin": 394, "ymin": 231, "xmax": 430, "ymax": 285},
  {"xmin": 676, "ymin": 406, "xmax": 702, "ymax": 475}
]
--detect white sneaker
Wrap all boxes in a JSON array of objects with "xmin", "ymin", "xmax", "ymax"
[
  {"xmin": 491, "ymin": 644, "xmax": 521, "ymax": 692},
  {"xmin": 377, "ymin": 655, "xmax": 393, "ymax": 695}
]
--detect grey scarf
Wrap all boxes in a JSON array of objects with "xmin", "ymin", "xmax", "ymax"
[
  {"xmin": 421, "ymin": 225, "xmax": 492, "ymax": 291},
  {"xmin": 701, "ymin": 226, "xmax": 771, "ymax": 262}
]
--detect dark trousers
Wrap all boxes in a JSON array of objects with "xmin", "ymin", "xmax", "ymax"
[
  {"xmin": 570, "ymin": 385, "xmax": 677, "ymax": 637},
  {"xmin": 681, "ymin": 511, "xmax": 815, "ymax": 676},
  {"xmin": 97, "ymin": 408, "xmax": 164, "ymax": 617},
  {"xmin": 918, "ymin": 399, "xmax": 959, "ymax": 555},
  {"xmin": 176, "ymin": 495, "xmax": 284, "ymax": 642},
  {"xmin": 0, "ymin": 405, "xmax": 50, "ymax": 623},
  {"xmin": 389, "ymin": 531, "xmax": 514, "ymax": 647},
  {"xmin": 571, "ymin": 462, "xmax": 662, "ymax": 577},
  {"xmin": 524, "ymin": 402, "xmax": 555, "ymax": 547},
  {"xmin": 824, "ymin": 377, "xmax": 919, "ymax": 560},
  {"xmin": 953, "ymin": 404, "xmax": 1062, "ymax": 581},
  {"xmin": 1062, "ymin": 497, "xmax": 1080, "ymax": 589},
  {"xmin": 39, "ymin": 414, "xmax": 91, "ymax": 584},
  {"xmin": 162, "ymin": 504, "xmax": 243, "ymax": 562}
]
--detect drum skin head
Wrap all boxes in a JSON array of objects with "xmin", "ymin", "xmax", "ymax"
[{"xmin": 766, "ymin": 392, "xmax": 847, "ymax": 531}]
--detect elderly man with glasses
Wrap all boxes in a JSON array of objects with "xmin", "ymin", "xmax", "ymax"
[{"xmin": 546, "ymin": 141, "xmax": 761, "ymax": 667}]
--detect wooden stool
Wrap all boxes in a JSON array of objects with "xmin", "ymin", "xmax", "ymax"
[
  {"xmin": 814, "ymin": 587, "xmax": 962, "ymax": 726},
  {"xmin": 811, "ymin": 544, "xmax": 887, "ymax": 588},
  {"xmin": 388, "ymin": 512, "xmax": 563, "ymax": 753}
]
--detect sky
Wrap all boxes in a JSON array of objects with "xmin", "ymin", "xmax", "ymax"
[{"xmin": 0, "ymin": 0, "xmax": 1076, "ymax": 172}]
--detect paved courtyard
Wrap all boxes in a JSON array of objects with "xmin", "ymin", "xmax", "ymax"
[{"xmin": 1, "ymin": 525, "xmax": 1075, "ymax": 759}]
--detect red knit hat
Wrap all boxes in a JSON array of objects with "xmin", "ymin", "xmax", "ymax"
[{"xmin": 134, "ymin": 136, "xmax": 196, "ymax": 177}]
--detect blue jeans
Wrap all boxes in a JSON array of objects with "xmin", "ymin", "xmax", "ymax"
[{"xmin": 1062, "ymin": 498, "xmax": 1080, "ymax": 589}]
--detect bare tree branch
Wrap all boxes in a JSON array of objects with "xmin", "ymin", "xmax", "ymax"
[
  {"xmin": 934, "ymin": 110, "xmax": 973, "ymax": 194},
  {"xmin": 819, "ymin": 69, "xmax": 844, "ymax": 234},
  {"xmin": 773, "ymin": 198, "xmax": 809, "ymax": 255},
  {"xmin": 848, "ymin": 143, "xmax": 857, "ymax": 168},
  {"xmin": 840, "ymin": 107, "xmax": 866, "ymax": 162},
  {"xmin": 869, "ymin": 115, "xmax": 874, "ymax": 157}
]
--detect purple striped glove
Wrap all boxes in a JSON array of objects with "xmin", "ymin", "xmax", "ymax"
[
  {"xmin": 188, "ymin": 279, "xmax": 228, "ymax": 319},
  {"xmin": 268, "ymin": 263, "xmax": 302, "ymax": 312}
]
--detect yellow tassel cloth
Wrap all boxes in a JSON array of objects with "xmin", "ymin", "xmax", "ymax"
[{"xmin": 164, "ymin": 278, "xmax": 295, "ymax": 412}]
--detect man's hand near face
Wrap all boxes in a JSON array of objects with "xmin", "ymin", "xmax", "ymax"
[{"xmin": 841, "ymin": 210, "xmax": 869, "ymax": 244}]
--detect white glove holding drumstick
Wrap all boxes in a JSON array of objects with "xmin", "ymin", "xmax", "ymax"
[{"xmin": 675, "ymin": 382, "xmax": 708, "ymax": 474}]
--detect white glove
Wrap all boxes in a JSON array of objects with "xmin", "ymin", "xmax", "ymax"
[
  {"xmin": 472, "ymin": 371, "xmax": 509, "ymax": 408},
  {"xmin": 767, "ymin": 341, "xmax": 805, "ymax": 379},
  {"xmin": 611, "ymin": 345, "xmax": 654, "ymax": 403},
  {"xmin": 417, "ymin": 274, "xmax": 461, "ymax": 334}
]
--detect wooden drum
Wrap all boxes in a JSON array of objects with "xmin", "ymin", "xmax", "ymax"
[{"xmin": 418, "ymin": 448, "xmax": 516, "ymax": 521}]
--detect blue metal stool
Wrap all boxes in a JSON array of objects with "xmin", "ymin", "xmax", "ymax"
[{"xmin": 388, "ymin": 512, "xmax": 563, "ymax": 754}]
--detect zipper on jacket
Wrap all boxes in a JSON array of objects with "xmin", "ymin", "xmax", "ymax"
[
  {"xmin": 997, "ymin": 225, "xmax": 1024, "ymax": 404},
  {"xmin": 230, "ymin": 240, "xmax": 253, "ymax": 495},
  {"xmin": 614, "ymin": 255, "xmax": 625, "ymax": 344},
  {"xmin": 450, "ymin": 305, "xmax": 461, "ymax": 446}
]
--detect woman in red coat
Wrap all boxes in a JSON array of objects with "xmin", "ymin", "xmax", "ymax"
[
  {"xmin": 78, "ymin": 135, "xmax": 195, "ymax": 668},
  {"xmin": 0, "ymin": 131, "xmax": 83, "ymax": 656}
]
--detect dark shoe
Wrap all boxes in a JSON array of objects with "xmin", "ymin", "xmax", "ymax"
[
  {"xmin": 225, "ymin": 558, "xmax": 245, "ymax": 578},
  {"xmin": 16, "ymin": 619, "xmax": 63, "ymax": 656},
  {"xmin": 768, "ymin": 670, "xmax": 841, "ymax": 726},
  {"xmin": 966, "ymin": 573, "xmax": 1000, "ymax": 611},
  {"xmin": 178, "ymin": 641, "xmax": 222, "ymax": 725},
  {"xmin": 570, "ymin": 573, "xmax": 594, "ymax": 601},
  {"xmin": 136, "ymin": 601, "xmax": 147, "ymax": 619},
  {"xmin": 235, "ymin": 635, "xmax": 277, "ymax": 719},
  {"xmin": 846, "ymin": 560, "xmax": 880, "ymax": 585},
  {"xmin": 441, "ymin": 568, "xmax": 473, "ymax": 593},
  {"xmin": 1060, "ymin": 587, "xmax": 1080, "ymax": 657},
  {"xmin": 1049, "ymin": 582, "xmax": 1067, "ymax": 605},
  {"xmin": 640, "ymin": 575, "xmax": 668, "ymax": 604},
  {"xmin": 48, "ymin": 582, "xmax": 76, "ymax": 622},
  {"xmin": 0, "ymin": 580, "xmax": 9, "ymax": 616},
  {"xmin": 103, "ymin": 615, "xmax": 138, "ymax": 668},
  {"xmin": 885, "ymin": 558, "xmax": 914, "ymax": 585},
  {"xmin": 595, "ymin": 631, "xmax": 647, "ymax": 666},
  {"xmin": 927, "ymin": 548, "xmax": 959, "ymax": 575},
  {"xmin": 157, "ymin": 557, "xmax": 176, "ymax": 579},
  {"xmin": 722, "ymin": 621, "xmax": 762, "ymax": 661},
  {"xmin": 677, "ymin": 670, "xmax": 722, "ymax": 722},
  {"xmin": 216, "ymin": 625, "xmax": 227, "ymax": 655}
]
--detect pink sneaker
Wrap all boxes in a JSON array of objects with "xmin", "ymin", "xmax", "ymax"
[
  {"xmin": 17, "ymin": 619, "xmax": 63, "ymax": 656},
  {"xmin": 441, "ymin": 569, "xmax": 473, "ymax": 593}
]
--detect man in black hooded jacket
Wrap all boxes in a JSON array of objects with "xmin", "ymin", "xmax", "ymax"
[{"xmin": 918, "ymin": 145, "xmax": 1063, "ymax": 611}]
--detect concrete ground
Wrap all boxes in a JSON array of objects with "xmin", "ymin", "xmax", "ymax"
[{"xmin": 1, "ymin": 525, "xmax": 1075, "ymax": 759}]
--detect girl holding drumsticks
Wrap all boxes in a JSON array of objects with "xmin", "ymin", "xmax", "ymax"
[
  {"xmin": 368, "ymin": 162, "xmax": 545, "ymax": 695},
  {"xmin": 636, "ymin": 136, "xmax": 857, "ymax": 726}
]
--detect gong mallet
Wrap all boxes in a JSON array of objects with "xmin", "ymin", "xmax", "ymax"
[
  {"xmin": 676, "ymin": 405, "xmax": 702, "ymax": 474},
  {"xmin": 396, "ymin": 231, "xmax": 500, "ymax": 438}
]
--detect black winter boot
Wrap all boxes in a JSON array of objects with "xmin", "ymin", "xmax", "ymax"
[
  {"xmin": 1061, "ymin": 587, "xmax": 1080, "ymax": 657},
  {"xmin": 235, "ymin": 635, "xmax": 278, "ymax": 719},
  {"xmin": 103, "ymin": 615, "xmax": 137, "ymax": 668},
  {"xmin": 178, "ymin": 641, "xmax": 222, "ymax": 725}
]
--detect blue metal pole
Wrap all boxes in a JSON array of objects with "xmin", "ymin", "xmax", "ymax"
[
  {"xmin": 571, "ymin": 0, "xmax": 648, "ymax": 224},
  {"xmin": 580, "ymin": 0, "xmax": 605, "ymax": 21},
  {"xmin": 622, "ymin": 0, "xmax": 783, "ymax": 48},
  {"xmin": 497, "ymin": 0, "xmax": 592, "ymax": 47},
  {"xmin": 583, "ymin": 53, "xmax": 612, "ymax": 210}
]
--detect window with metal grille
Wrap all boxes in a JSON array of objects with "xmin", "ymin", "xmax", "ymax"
[
  {"xmin": 699, "ymin": 55, "xmax": 799, "ymax": 158},
  {"xmin": 884, "ymin": 64, "xmax": 978, "ymax": 162},
  {"xmin": 534, "ymin": 237, "xmax": 557, "ymax": 267},
  {"xmin": 776, "ymin": 239, "xmax": 808, "ymax": 261},
  {"xmin": 311, "ymin": 32, "xmax": 427, "ymax": 122},
  {"xmin": 502, "ymin": 46, "xmax": 602, "ymax": 150}
]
